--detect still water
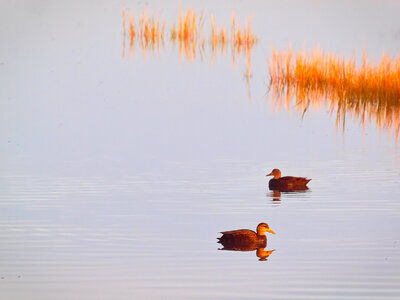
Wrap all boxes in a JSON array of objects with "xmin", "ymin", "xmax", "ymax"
[{"xmin": 1, "ymin": 1, "xmax": 400, "ymax": 299}]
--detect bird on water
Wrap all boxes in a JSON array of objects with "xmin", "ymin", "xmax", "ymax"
[
  {"xmin": 266, "ymin": 168, "xmax": 311, "ymax": 191},
  {"xmin": 217, "ymin": 223, "xmax": 275, "ymax": 250}
]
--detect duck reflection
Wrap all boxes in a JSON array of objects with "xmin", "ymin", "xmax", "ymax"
[
  {"xmin": 269, "ymin": 189, "xmax": 282, "ymax": 201},
  {"xmin": 268, "ymin": 189, "xmax": 310, "ymax": 203},
  {"xmin": 219, "ymin": 244, "xmax": 275, "ymax": 261},
  {"xmin": 217, "ymin": 223, "xmax": 275, "ymax": 261},
  {"xmin": 257, "ymin": 248, "xmax": 276, "ymax": 261}
]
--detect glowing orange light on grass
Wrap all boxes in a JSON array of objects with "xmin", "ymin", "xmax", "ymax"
[
  {"xmin": 122, "ymin": 9, "xmax": 166, "ymax": 59},
  {"xmin": 122, "ymin": 8, "xmax": 257, "ymax": 100},
  {"xmin": 210, "ymin": 14, "xmax": 228, "ymax": 64},
  {"xmin": 170, "ymin": 9, "xmax": 204, "ymax": 61},
  {"xmin": 231, "ymin": 13, "xmax": 257, "ymax": 49},
  {"xmin": 268, "ymin": 46, "xmax": 400, "ymax": 140}
]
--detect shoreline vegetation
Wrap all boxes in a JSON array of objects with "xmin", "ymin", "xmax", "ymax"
[
  {"xmin": 122, "ymin": 8, "xmax": 400, "ymax": 140},
  {"xmin": 122, "ymin": 9, "xmax": 256, "ymax": 65},
  {"xmin": 268, "ymin": 46, "xmax": 400, "ymax": 140}
]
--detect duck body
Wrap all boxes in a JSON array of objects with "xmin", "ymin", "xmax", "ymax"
[
  {"xmin": 218, "ymin": 229, "xmax": 266, "ymax": 250},
  {"xmin": 217, "ymin": 223, "xmax": 275, "ymax": 251},
  {"xmin": 267, "ymin": 169, "xmax": 311, "ymax": 191},
  {"xmin": 268, "ymin": 176, "xmax": 311, "ymax": 190}
]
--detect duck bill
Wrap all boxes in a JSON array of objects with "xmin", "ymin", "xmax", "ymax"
[
  {"xmin": 266, "ymin": 172, "xmax": 272, "ymax": 177},
  {"xmin": 266, "ymin": 228, "xmax": 276, "ymax": 234}
]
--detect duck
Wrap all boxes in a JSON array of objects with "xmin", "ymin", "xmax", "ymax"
[
  {"xmin": 266, "ymin": 168, "xmax": 311, "ymax": 191},
  {"xmin": 217, "ymin": 223, "xmax": 275, "ymax": 249}
]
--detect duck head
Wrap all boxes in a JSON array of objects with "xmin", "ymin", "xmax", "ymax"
[
  {"xmin": 266, "ymin": 169, "xmax": 281, "ymax": 179},
  {"xmin": 256, "ymin": 223, "xmax": 276, "ymax": 235}
]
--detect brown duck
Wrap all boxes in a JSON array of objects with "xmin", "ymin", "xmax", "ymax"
[
  {"xmin": 217, "ymin": 223, "xmax": 275, "ymax": 250},
  {"xmin": 266, "ymin": 169, "xmax": 311, "ymax": 191}
]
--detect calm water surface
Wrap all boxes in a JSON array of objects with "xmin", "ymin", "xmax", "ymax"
[{"xmin": 1, "ymin": 1, "xmax": 400, "ymax": 299}]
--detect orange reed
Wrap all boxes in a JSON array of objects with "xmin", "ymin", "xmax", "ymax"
[{"xmin": 268, "ymin": 45, "xmax": 400, "ymax": 139}]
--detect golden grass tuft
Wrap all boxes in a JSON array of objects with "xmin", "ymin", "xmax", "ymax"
[
  {"xmin": 170, "ymin": 9, "xmax": 205, "ymax": 61},
  {"xmin": 268, "ymin": 45, "xmax": 400, "ymax": 139},
  {"xmin": 139, "ymin": 10, "xmax": 165, "ymax": 43},
  {"xmin": 231, "ymin": 13, "xmax": 257, "ymax": 49},
  {"xmin": 122, "ymin": 8, "xmax": 257, "ymax": 100},
  {"xmin": 123, "ymin": 8, "xmax": 256, "ymax": 60}
]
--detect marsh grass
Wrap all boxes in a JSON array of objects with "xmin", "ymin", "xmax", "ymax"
[
  {"xmin": 122, "ymin": 8, "xmax": 256, "ymax": 67},
  {"xmin": 268, "ymin": 46, "xmax": 400, "ymax": 139}
]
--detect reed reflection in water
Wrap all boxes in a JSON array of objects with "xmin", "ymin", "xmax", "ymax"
[
  {"xmin": 122, "ymin": 8, "xmax": 256, "ymax": 99},
  {"xmin": 268, "ymin": 46, "xmax": 400, "ymax": 140}
]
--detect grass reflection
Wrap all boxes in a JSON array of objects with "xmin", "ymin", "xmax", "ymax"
[
  {"xmin": 268, "ymin": 46, "xmax": 400, "ymax": 139},
  {"xmin": 122, "ymin": 9, "xmax": 166, "ymax": 58},
  {"xmin": 122, "ymin": 10, "xmax": 400, "ymax": 140},
  {"xmin": 122, "ymin": 8, "xmax": 256, "ymax": 99},
  {"xmin": 170, "ymin": 10, "xmax": 204, "ymax": 62},
  {"xmin": 122, "ymin": 9, "xmax": 256, "ymax": 62}
]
